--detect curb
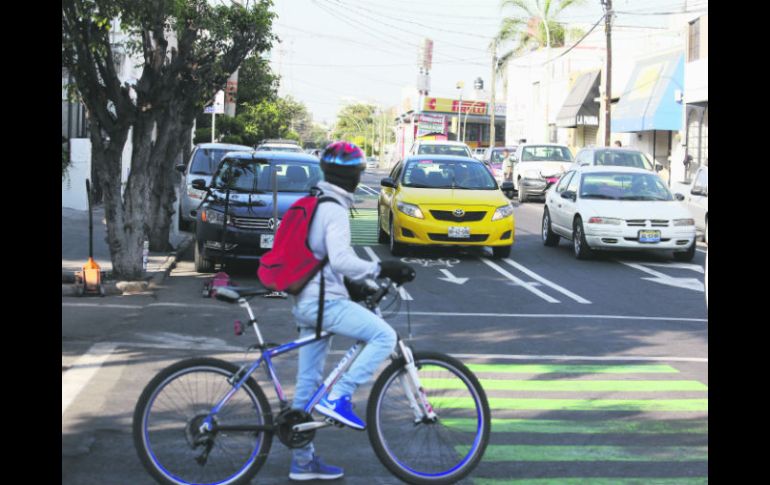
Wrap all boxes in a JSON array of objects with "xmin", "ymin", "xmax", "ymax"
[{"xmin": 62, "ymin": 235, "xmax": 193, "ymax": 296}]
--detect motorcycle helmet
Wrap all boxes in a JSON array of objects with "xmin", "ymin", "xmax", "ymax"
[{"xmin": 320, "ymin": 141, "xmax": 366, "ymax": 193}]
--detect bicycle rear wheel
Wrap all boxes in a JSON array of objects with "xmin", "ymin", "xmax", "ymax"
[
  {"xmin": 367, "ymin": 351, "xmax": 490, "ymax": 484},
  {"xmin": 133, "ymin": 358, "xmax": 273, "ymax": 485}
]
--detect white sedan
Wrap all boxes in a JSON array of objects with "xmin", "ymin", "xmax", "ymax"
[{"xmin": 542, "ymin": 166, "xmax": 697, "ymax": 261}]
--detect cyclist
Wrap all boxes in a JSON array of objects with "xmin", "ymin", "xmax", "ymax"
[{"xmin": 289, "ymin": 141, "xmax": 415, "ymax": 481}]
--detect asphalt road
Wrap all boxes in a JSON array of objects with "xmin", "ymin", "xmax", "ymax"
[{"xmin": 62, "ymin": 171, "xmax": 708, "ymax": 484}]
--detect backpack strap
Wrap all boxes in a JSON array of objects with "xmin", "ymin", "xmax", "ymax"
[{"xmin": 312, "ymin": 195, "xmax": 340, "ymax": 340}]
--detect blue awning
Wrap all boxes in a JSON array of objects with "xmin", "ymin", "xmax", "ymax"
[{"xmin": 611, "ymin": 51, "xmax": 684, "ymax": 132}]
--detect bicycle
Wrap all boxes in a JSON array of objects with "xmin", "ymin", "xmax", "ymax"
[{"xmin": 133, "ymin": 277, "xmax": 491, "ymax": 485}]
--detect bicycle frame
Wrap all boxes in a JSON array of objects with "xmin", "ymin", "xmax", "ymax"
[{"xmin": 200, "ymin": 294, "xmax": 419, "ymax": 434}]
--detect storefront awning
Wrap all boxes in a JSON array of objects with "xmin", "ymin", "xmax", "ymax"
[
  {"xmin": 556, "ymin": 70, "xmax": 600, "ymax": 127},
  {"xmin": 611, "ymin": 51, "xmax": 684, "ymax": 132}
]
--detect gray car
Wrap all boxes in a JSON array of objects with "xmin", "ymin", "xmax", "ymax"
[{"xmin": 176, "ymin": 143, "xmax": 253, "ymax": 230}]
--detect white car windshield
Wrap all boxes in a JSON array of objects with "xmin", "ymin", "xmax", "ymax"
[
  {"xmin": 403, "ymin": 160, "xmax": 496, "ymax": 190},
  {"xmin": 520, "ymin": 145, "xmax": 572, "ymax": 162},
  {"xmin": 580, "ymin": 172, "xmax": 673, "ymax": 201},
  {"xmin": 594, "ymin": 150, "xmax": 653, "ymax": 170}
]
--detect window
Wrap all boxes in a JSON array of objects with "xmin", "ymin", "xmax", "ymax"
[
  {"xmin": 555, "ymin": 171, "xmax": 574, "ymax": 193},
  {"xmin": 688, "ymin": 19, "xmax": 700, "ymax": 62},
  {"xmin": 579, "ymin": 172, "xmax": 673, "ymax": 201},
  {"xmin": 402, "ymin": 159, "xmax": 496, "ymax": 190},
  {"xmin": 212, "ymin": 158, "xmax": 322, "ymax": 193},
  {"xmin": 692, "ymin": 168, "xmax": 708, "ymax": 194},
  {"xmin": 566, "ymin": 172, "xmax": 580, "ymax": 194},
  {"xmin": 520, "ymin": 145, "xmax": 573, "ymax": 162},
  {"xmin": 190, "ymin": 149, "xmax": 232, "ymax": 175}
]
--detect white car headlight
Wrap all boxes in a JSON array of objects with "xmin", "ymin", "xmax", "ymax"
[
  {"xmin": 492, "ymin": 204, "xmax": 514, "ymax": 221},
  {"xmin": 587, "ymin": 217, "xmax": 622, "ymax": 225},
  {"xmin": 673, "ymin": 218, "xmax": 695, "ymax": 226},
  {"xmin": 397, "ymin": 201, "xmax": 424, "ymax": 219}
]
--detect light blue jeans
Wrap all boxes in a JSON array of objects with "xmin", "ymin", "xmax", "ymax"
[{"xmin": 290, "ymin": 298, "xmax": 397, "ymax": 463}]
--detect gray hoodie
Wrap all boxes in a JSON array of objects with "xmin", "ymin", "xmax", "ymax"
[{"xmin": 293, "ymin": 181, "xmax": 381, "ymax": 308}]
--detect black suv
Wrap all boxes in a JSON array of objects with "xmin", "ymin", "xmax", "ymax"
[{"xmin": 193, "ymin": 151, "xmax": 322, "ymax": 272}]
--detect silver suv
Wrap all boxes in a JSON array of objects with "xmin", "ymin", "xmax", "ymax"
[{"xmin": 176, "ymin": 143, "xmax": 252, "ymax": 230}]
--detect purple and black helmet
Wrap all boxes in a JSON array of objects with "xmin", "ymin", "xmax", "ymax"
[{"xmin": 320, "ymin": 141, "xmax": 366, "ymax": 192}]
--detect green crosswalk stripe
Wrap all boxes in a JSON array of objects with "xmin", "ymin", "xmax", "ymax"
[
  {"xmin": 474, "ymin": 478, "xmax": 708, "ymax": 485},
  {"xmin": 430, "ymin": 397, "xmax": 708, "ymax": 411},
  {"xmin": 442, "ymin": 418, "xmax": 709, "ymax": 434},
  {"xmin": 463, "ymin": 444, "xmax": 708, "ymax": 462},
  {"xmin": 350, "ymin": 209, "xmax": 379, "ymax": 245},
  {"xmin": 464, "ymin": 364, "xmax": 681, "ymax": 374},
  {"xmin": 420, "ymin": 379, "xmax": 708, "ymax": 392}
]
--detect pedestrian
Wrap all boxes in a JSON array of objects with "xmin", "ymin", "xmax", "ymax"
[
  {"xmin": 288, "ymin": 141, "xmax": 415, "ymax": 481},
  {"xmin": 501, "ymin": 148, "xmax": 513, "ymax": 181},
  {"xmin": 614, "ymin": 140, "xmax": 622, "ymax": 147}
]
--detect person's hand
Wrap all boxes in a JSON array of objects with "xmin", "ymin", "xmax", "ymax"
[{"xmin": 378, "ymin": 260, "xmax": 416, "ymax": 284}]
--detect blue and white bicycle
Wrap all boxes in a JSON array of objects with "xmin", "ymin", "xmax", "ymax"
[{"xmin": 133, "ymin": 277, "xmax": 490, "ymax": 484}]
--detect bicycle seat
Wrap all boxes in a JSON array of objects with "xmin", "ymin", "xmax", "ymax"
[{"xmin": 214, "ymin": 286, "xmax": 273, "ymax": 303}]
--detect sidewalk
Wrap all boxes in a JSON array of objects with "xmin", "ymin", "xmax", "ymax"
[{"xmin": 62, "ymin": 206, "xmax": 192, "ymax": 295}]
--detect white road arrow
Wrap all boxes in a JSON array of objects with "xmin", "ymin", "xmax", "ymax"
[
  {"xmin": 622, "ymin": 262, "xmax": 704, "ymax": 292},
  {"xmin": 438, "ymin": 269, "xmax": 468, "ymax": 285}
]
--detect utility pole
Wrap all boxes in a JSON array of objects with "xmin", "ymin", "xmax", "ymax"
[
  {"xmin": 602, "ymin": 0, "xmax": 613, "ymax": 146},
  {"xmin": 489, "ymin": 39, "xmax": 497, "ymax": 148}
]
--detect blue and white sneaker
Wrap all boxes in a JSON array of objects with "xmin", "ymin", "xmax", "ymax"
[
  {"xmin": 315, "ymin": 394, "xmax": 366, "ymax": 430},
  {"xmin": 289, "ymin": 455, "xmax": 344, "ymax": 481}
]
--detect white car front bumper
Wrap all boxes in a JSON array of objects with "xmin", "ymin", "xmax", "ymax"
[{"xmin": 584, "ymin": 225, "xmax": 696, "ymax": 251}]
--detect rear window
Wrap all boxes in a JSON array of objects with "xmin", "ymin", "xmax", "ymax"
[
  {"xmin": 258, "ymin": 145, "xmax": 303, "ymax": 153},
  {"xmin": 212, "ymin": 158, "xmax": 323, "ymax": 193},
  {"xmin": 189, "ymin": 149, "xmax": 234, "ymax": 175}
]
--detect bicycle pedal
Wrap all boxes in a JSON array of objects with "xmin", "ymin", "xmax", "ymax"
[{"xmin": 324, "ymin": 417, "xmax": 345, "ymax": 428}]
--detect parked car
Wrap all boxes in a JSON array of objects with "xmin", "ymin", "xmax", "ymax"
[
  {"xmin": 367, "ymin": 156, "xmax": 379, "ymax": 170},
  {"xmin": 192, "ymin": 151, "xmax": 323, "ymax": 272},
  {"xmin": 574, "ymin": 146, "xmax": 660, "ymax": 172},
  {"xmin": 176, "ymin": 143, "xmax": 253, "ymax": 230},
  {"xmin": 482, "ymin": 146, "xmax": 518, "ymax": 185},
  {"xmin": 541, "ymin": 166, "xmax": 697, "ymax": 261},
  {"xmin": 409, "ymin": 140, "xmax": 473, "ymax": 158},
  {"xmin": 472, "ymin": 147, "xmax": 486, "ymax": 160},
  {"xmin": 378, "ymin": 155, "xmax": 515, "ymax": 258},
  {"xmin": 510, "ymin": 143, "xmax": 574, "ymax": 203},
  {"xmin": 675, "ymin": 165, "xmax": 707, "ymax": 244},
  {"xmin": 255, "ymin": 139, "xmax": 303, "ymax": 153}
]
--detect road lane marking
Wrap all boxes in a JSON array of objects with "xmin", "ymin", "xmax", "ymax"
[
  {"xmin": 621, "ymin": 262, "xmax": 704, "ymax": 292},
  {"xmin": 420, "ymin": 379, "xmax": 708, "ymax": 392},
  {"xmin": 62, "ymin": 342, "xmax": 117, "ymax": 416},
  {"xmin": 438, "ymin": 269, "xmax": 468, "ymax": 285},
  {"xmin": 408, "ymin": 311, "xmax": 707, "ymax": 323},
  {"xmin": 362, "ymin": 246, "xmax": 413, "ymax": 301},
  {"xmin": 502, "ymin": 258, "xmax": 591, "ymax": 304},
  {"xmin": 444, "ymin": 418, "xmax": 708, "ymax": 434},
  {"xmin": 431, "ymin": 396, "xmax": 709, "ymax": 411},
  {"xmin": 472, "ymin": 444, "xmax": 708, "ymax": 462},
  {"xmin": 481, "ymin": 258, "xmax": 559, "ymax": 303},
  {"xmin": 476, "ymin": 479, "xmax": 708, "ymax": 485},
  {"xmin": 465, "ymin": 363, "xmax": 681, "ymax": 373}
]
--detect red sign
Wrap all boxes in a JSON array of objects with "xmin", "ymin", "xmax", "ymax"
[{"xmin": 451, "ymin": 100, "xmax": 487, "ymax": 115}]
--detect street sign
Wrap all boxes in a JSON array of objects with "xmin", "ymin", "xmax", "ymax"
[{"xmin": 204, "ymin": 90, "xmax": 225, "ymax": 114}]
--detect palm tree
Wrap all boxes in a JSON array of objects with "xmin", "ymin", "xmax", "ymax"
[{"xmin": 492, "ymin": 0, "xmax": 584, "ymax": 77}]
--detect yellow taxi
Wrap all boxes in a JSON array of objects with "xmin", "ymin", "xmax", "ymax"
[{"xmin": 378, "ymin": 155, "xmax": 515, "ymax": 258}]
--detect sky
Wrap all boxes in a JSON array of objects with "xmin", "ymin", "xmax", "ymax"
[{"xmin": 266, "ymin": 0, "xmax": 707, "ymax": 125}]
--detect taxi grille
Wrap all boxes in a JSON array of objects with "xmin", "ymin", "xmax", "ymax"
[
  {"xmin": 230, "ymin": 217, "xmax": 271, "ymax": 231},
  {"xmin": 430, "ymin": 210, "xmax": 487, "ymax": 222}
]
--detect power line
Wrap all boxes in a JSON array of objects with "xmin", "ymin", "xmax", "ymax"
[{"xmin": 539, "ymin": 13, "xmax": 607, "ymax": 66}]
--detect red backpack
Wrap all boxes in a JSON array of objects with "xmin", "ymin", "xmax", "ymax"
[{"xmin": 258, "ymin": 193, "xmax": 339, "ymax": 294}]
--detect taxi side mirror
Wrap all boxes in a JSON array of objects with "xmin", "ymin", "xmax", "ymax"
[{"xmin": 381, "ymin": 177, "xmax": 396, "ymax": 189}]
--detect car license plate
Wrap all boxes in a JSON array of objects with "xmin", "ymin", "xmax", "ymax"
[
  {"xmin": 448, "ymin": 226, "xmax": 471, "ymax": 239},
  {"xmin": 638, "ymin": 230, "xmax": 661, "ymax": 243},
  {"xmin": 260, "ymin": 234, "xmax": 274, "ymax": 248}
]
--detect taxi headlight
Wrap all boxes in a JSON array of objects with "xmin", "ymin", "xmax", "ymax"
[
  {"xmin": 397, "ymin": 202, "xmax": 424, "ymax": 219},
  {"xmin": 492, "ymin": 204, "xmax": 514, "ymax": 221}
]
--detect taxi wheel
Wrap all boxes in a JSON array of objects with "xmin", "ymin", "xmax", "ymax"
[
  {"xmin": 492, "ymin": 245, "xmax": 512, "ymax": 259},
  {"xmin": 389, "ymin": 217, "xmax": 407, "ymax": 256},
  {"xmin": 378, "ymin": 210, "xmax": 388, "ymax": 244}
]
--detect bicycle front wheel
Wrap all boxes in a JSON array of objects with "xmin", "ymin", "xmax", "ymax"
[
  {"xmin": 132, "ymin": 358, "xmax": 273, "ymax": 485},
  {"xmin": 367, "ymin": 351, "xmax": 490, "ymax": 484}
]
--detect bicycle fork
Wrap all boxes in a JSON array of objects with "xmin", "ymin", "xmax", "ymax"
[{"xmin": 397, "ymin": 341, "xmax": 437, "ymax": 424}]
